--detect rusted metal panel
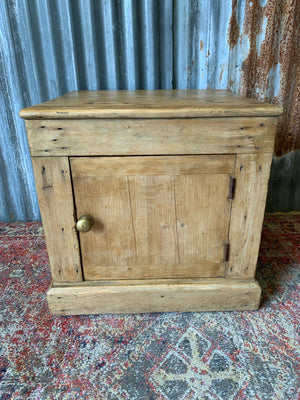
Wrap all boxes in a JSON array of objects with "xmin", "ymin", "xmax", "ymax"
[
  {"xmin": 0, "ymin": 0, "xmax": 299, "ymax": 221},
  {"xmin": 234, "ymin": 0, "xmax": 300, "ymax": 156}
]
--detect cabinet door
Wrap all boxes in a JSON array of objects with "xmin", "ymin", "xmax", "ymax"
[{"xmin": 70, "ymin": 155, "xmax": 235, "ymax": 280}]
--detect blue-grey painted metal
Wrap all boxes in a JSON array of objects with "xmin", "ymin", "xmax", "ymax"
[{"xmin": 0, "ymin": 0, "xmax": 299, "ymax": 221}]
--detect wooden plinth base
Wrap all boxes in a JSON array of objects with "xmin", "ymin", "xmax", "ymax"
[{"xmin": 47, "ymin": 278, "xmax": 261, "ymax": 315}]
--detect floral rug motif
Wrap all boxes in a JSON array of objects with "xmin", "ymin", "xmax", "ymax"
[{"xmin": 0, "ymin": 215, "xmax": 299, "ymax": 399}]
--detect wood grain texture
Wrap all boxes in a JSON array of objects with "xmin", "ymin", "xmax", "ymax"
[
  {"xmin": 47, "ymin": 278, "xmax": 262, "ymax": 315},
  {"xmin": 32, "ymin": 157, "xmax": 82, "ymax": 282},
  {"xmin": 84, "ymin": 263, "xmax": 224, "ymax": 280},
  {"xmin": 25, "ymin": 117, "xmax": 278, "ymax": 156},
  {"xmin": 175, "ymin": 174, "xmax": 232, "ymax": 265},
  {"xmin": 70, "ymin": 156, "xmax": 233, "ymax": 280},
  {"xmin": 51, "ymin": 277, "xmax": 235, "ymax": 287},
  {"xmin": 227, "ymin": 153, "xmax": 273, "ymax": 277},
  {"xmin": 70, "ymin": 155, "xmax": 235, "ymax": 176},
  {"xmin": 20, "ymin": 90, "xmax": 283, "ymax": 119}
]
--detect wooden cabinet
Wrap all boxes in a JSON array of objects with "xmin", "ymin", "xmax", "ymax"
[{"xmin": 20, "ymin": 90, "xmax": 282, "ymax": 315}]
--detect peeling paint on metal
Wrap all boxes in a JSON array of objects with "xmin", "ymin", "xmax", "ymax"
[
  {"xmin": 1, "ymin": 0, "xmax": 299, "ymax": 221},
  {"xmin": 239, "ymin": 0, "xmax": 300, "ymax": 156}
]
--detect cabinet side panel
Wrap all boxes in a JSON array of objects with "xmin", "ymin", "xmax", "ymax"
[
  {"xmin": 32, "ymin": 157, "xmax": 82, "ymax": 282},
  {"xmin": 228, "ymin": 153, "xmax": 273, "ymax": 277}
]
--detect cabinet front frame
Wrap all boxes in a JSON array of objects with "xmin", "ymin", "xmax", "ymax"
[{"xmin": 30, "ymin": 117, "xmax": 275, "ymax": 285}]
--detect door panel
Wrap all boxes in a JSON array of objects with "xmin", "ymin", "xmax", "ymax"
[{"xmin": 70, "ymin": 155, "xmax": 235, "ymax": 280}]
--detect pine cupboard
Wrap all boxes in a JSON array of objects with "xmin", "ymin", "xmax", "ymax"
[{"xmin": 20, "ymin": 90, "xmax": 282, "ymax": 315}]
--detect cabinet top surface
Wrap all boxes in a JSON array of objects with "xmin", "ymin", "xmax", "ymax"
[{"xmin": 20, "ymin": 90, "xmax": 283, "ymax": 120}]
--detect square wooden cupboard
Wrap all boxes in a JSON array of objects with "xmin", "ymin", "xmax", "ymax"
[{"xmin": 20, "ymin": 90, "xmax": 282, "ymax": 315}]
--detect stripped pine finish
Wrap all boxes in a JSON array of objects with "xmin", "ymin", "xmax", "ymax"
[
  {"xmin": 20, "ymin": 90, "xmax": 282, "ymax": 314},
  {"xmin": 19, "ymin": 90, "xmax": 283, "ymax": 119},
  {"xmin": 25, "ymin": 117, "xmax": 278, "ymax": 156},
  {"xmin": 47, "ymin": 278, "xmax": 262, "ymax": 315},
  {"xmin": 69, "ymin": 155, "xmax": 235, "ymax": 176},
  {"xmin": 31, "ymin": 157, "xmax": 82, "ymax": 282},
  {"xmin": 70, "ymin": 156, "xmax": 234, "ymax": 280},
  {"xmin": 228, "ymin": 153, "xmax": 274, "ymax": 277}
]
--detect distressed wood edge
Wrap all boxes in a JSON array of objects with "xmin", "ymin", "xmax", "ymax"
[
  {"xmin": 47, "ymin": 278, "xmax": 261, "ymax": 315},
  {"xmin": 25, "ymin": 117, "xmax": 278, "ymax": 156},
  {"xmin": 19, "ymin": 89, "xmax": 283, "ymax": 120},
  {"xmin": 31, "ymin": 157, "xmax": 83, "ymax": 282},
  {"xmin": 19, "ymin": 108, "xmax": 283, "ymax": 119},
  {"xmin": 227, "ymin": 153, "xmax": 274, "ymax": 277}
]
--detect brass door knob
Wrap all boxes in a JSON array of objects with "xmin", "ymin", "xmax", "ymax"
[{"xmin": 76, "ymin": 214, "xmax": 94, "ymax": 233}]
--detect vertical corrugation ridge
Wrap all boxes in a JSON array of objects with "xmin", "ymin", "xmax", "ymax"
[
  {"xmin": 159, "ymin": 0, "xmax": 173, "ymax": 89},
  {"xmin": 0, "ymin": 0, "xmax": 299, "ymax": 221},
  {"xmin": 0, "ymin": 1, "xmax": 40, "ymax": 222},
  {"xmin": 118, "ymin": 0, "xmax": 137, "ymax": 89},
  {"xmin": 138, "ymin": 0, "xmax": 159, "ymax": 89},
  {"xmin": 173, "ymin": 0, "xmax": 190, "ymax": 88}
]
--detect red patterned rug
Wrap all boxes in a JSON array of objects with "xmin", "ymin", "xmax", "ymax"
[{"xmin": 0, "ymin": 214, "xmax": 299, "ymax": 399}]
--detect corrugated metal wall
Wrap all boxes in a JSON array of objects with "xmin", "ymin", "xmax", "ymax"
[{"xmin": 1, "ymin": 0, "xmax": 299, "ymax": 221}]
